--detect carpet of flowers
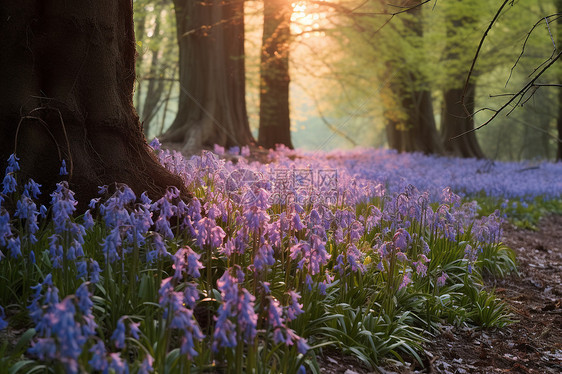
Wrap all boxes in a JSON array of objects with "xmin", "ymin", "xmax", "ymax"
[{"xmin": 0, "ymin": 142, "xmax": 560, "ymax": 373}]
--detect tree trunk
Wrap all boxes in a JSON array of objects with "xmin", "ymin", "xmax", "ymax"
[
  {"xmin": 441, "ymin": 85, "xmax": 485, "ymax": 158},
  {"xmin": 557, "ymin": 0, "xmax": 562, "ymax": 162},
  {"xmin": 382, "ymin": 1, "xmax": 443, "ymax": 154},
  {"xmin": 163, "ymin": 0, "xmax": 254, "ymax": 153},
  {"xmin": 258, "ymin": 0, "xmax": 293, "ymax": 149},
  {"xmin": 440, "ymin": 1, "xmax": 485, "ymax": 159},
  {"xmin": 557, "ymin": 88, "xmax": 562, "ymax": 161},
  {"xmin": 0, "ymin": 0, "xmax": 189, "ymax": 208}
]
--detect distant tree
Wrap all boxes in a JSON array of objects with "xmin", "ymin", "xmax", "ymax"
[
  {"xmin": 0, "ymin": 0, "xmax": 188, "ymax": 206},
  {"xmin": 557, "ymin": 0, "xmax": 562, "ymax": 162},
  {"xmin": 162, "ymin": 0, "xmax": 254, "ymax": 152},
  {"xmin": 258, "ymin": 0, "xmax": 293, "ymax": 149},
  {"xmin": 440, "ymin": 0, "xmax": 485, "ymax": 158},
  {"xmin": 381, "ymin": 1, "xmax": 443, "ymax": 154}
]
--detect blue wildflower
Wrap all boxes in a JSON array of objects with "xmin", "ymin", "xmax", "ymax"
[
  {"xmin": 108, "ymin": 353, "xmax": 129, "ymax": 374},
  {"xmin": 59, "ymin": 160, "xmax": 68, "ymax": 176},
  {"xmin": 0, "ymin": 306, "xmax": 8, "ymax": 330},
  {"xmin": 89, "ymin": 340, "xmax": 108, "ymax": 371},
  {"xmin": 2, "ymin": 173, "xmax": 17, "ymax": 195},
  {"xmin": 111, "ymin": 317, "xmax": 127, "ymax": 349}
]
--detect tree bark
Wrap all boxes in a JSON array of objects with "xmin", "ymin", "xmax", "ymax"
[
  {"xmin": 258, "ymin": 0, "xmax": 293, "ymax": 149},
  {"xmin": 557, "ymin": 88, "xmax": 562, "ymax": 161},
  {"xmin": 0, "ymin": 0, "xmax": 189, "ymax": 208},
  {"xmin": 163, "ymin": 0, "xmax": 254, "ymax": 153},
  {"xmin": 382, "ymin": 1, "xmax": 443, "ymax": 154},
  {"xmin": 557, "ymin": 0, "xmax": 562, "ymax": 162},
  {"xmin": 440, "ymin": 1, "xmax": 485, "ymax": 159},
  {"xmin": 441, "ymin": 85, "xmax": 485, "ymax": 158}
]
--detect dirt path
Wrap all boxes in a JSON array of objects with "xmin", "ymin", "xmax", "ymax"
[{"xmin": 320, "ymin": 215, "xmax": 562, "ymax": 374}]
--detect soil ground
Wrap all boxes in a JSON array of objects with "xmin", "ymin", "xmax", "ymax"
[{"xmin": 318, "ymin": 214, "xmax": 562, "ymax": 374}]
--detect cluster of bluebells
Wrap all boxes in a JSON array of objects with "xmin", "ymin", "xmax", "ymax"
[
  {"xmin": 27, "ymin": 276, "xmax": 97, "ymax": 373},
  {"xmin": 0, "ymin": 143, "xmax": 537, "ymax": 372}
]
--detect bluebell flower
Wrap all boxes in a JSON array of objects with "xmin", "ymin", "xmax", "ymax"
[
  {"xmin": 436, "ymin": 271, "xmax": 449, "ymax": 287},
  {"xmin": 76, "ymin": 260, "xmax": 88, "ymax": 279},
  {"xmin": 286, "ymin": 291, "xmax": 304, "ymax": 321},
  {"xmin": 89, "ymin": 340, "xmax": 108, "ymax": 371},
  {"xmin": 173, "ymin": 246, "xmax": 203, "ymax": 280},
  {"xmin": 0, "ymin": 210, "xmax": 12, "ymax": 247},
  {"xmin": 50, "ymin": 181, "xmax": 77, "ymax": 233},
  {"xmin": 399, "ymin": 273, "xmax": 412, "ymax": 290},
  {"xmin": 138, "ymin": 354, "xmax": 154, "ymax": 374},
  {"xmin": 7, "ymin": 237, "xmax": 21, "ymax": 258},
  {"xmin": 2, "ymin": 173, "xmax": 17, "ymax": 195},
  {"xmin": 75, "ymin": 283, "xmax": 93, "ymax": 314},
  {"xmin": 24, "ymin": 179, "xmax": 42, "ymax": 199},
  {"xmin": 254, "ymin": 241, "xmax": 275, "ymax": 271},
  {"xmin": 111, "ymin": 317, "xmax": 127, "ymax": 349},
  {"xmin": 108, "ymin": 353, "xmax": 129, "ymax": 374},
  {"xmin": 6, "ymin": 154, "xmax": 20, "ymax": 173},
  {"xmin": 149, "ymin": 137, "xmax": 161, "ymax": 150},
  {"xmin": 59, "ymin": 160, "xmax": 68, "ymax": 176},
  {"xmin": 82, "ymin": 210, "xmax": 94, "ymax": 230},
  {"xmin": 267, "ymin": 297, "xmax": 286, "ymax": 344},
  {"xmin": 0, "ymin": 305, "xmax": 8, "ymax": 330},
  {"xmin": 159, "ymin": 277, "xmax": 204, "ymax": 358},
  {"xmin": 129, "ymin": 321, "xmax": 141, "ymax": 340},
  {"xmin": 89, "ymin": 260, "xmax": 101, "ymax": 283}
]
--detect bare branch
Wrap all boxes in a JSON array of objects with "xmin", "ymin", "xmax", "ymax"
[
  {"xmin": 506, "ymin": 14, "xmax": 562, "ymax": 87},
  {"xmin": 461, "ymin": 0, "xmax": 512, "ymax": 115},
  {"xmin": 452, "ymin": 50, "xmax": 562, "ymax": 141}
]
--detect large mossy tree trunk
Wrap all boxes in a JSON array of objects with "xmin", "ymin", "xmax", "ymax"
[
  {"xmin": 382, "ymin": 1, "xmax": 443, "ymax": 154},
  {"xmin": 0, "ymin": 0, "xmax": 189, "ymax": 207},
  {"xmin": 258, "ymin": 0, "xmax": 293, "ymax": 149},
  {"xmin": 440, "ymin": 0, "xmax": 484, "ymax": 159},
  {"xmin": 163, "ymin": 0, "xmax": 254, "ymax": 152}
]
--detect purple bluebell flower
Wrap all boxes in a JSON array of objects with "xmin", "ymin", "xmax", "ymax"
[
  {"xmin": 89, "ymin": 260, "xmax": 101, "ymax": 283},
  {"xmin": 111, "ymin": 317, "xmax": 127, "ymax": 349},
  {"xmin": 0, "ymin": 305, "xmax": 8, "ymax": 330},
  {"xmin": 254, "ymin": 241, "xmax": 275, "ymax": 271},
  {"xmin": 108, "ymin": 353, "xmax": 129, "ymax": 374},
  {"xmin": 50, "ymin": 181, "xmax": 77, "ymax": 233},
  {"xmin": 7, "ymin": 237, "xmax": 21, "ymax": 258},
  {"xmin": 413, "ymin": 254, "xmax": 429, "ymax": 277},
  {"xmin": 101, "ymin": 227, "xmax": 121, "ymax": 263},
  {"xmin": 59, "ymin": 160, "xmax": 68, "ymax": 176},
  {"xmin": 347, "ymin": 244, "xmax": 365, "ymax": 273},
  {"xmin": 436, "ymin": 272, "xmax": 449, "ymax": 287},
  {"xmin": 138, "ymin": 354, "xmax": 154, "ymax": 374},
  {"xmin": 0, "ymin": 210, "xmax": 13, "ymax": 247},
  {"xmin": 89, "ymin": 340, "xmax": 108, "ymax": 371},
  {"xmin": 6, "ymin": 154, "xmax": 20, "ymax": 173},
  {"xmin": 158, "ymin": 277, "xmax": 204, "ymax": 358},
  {"xmin": 82, "ymin": 210, "xmax": 94, "ymax": 230},
  {"xmin": 393, "ymin": 228, "xmax": 410, "ymax": 251},
  {"xmin": 399, "ymin": 273, "xmax": 412, "ymax": 290},
  {"xmin": 267, "ymin": 297, "xmax": 286, "ymax": 344},
  {"xmin": 24, "ymin": 179, "xmax": 42, "ymax": 199},
  {"xmin": 237, "ymin": 288, "xmax": 258, "ymax": 341},
  {"xmin": 286, "ymin": 291, "xmax": 304, "ymax": 321},
  {"xmin": 2, "ymin": 173, "xmax": 17, "ymax": 195},
  {"xmin": 75, "ymin": 283, "xmax": 93, "ymax": 314},
  {"xmin": 173, "ymin": 246, "xmax": 203, "ymax": 280},
  {"xmin": 396, "ymin": 251, "xmax": 408, "ymax": 263}
]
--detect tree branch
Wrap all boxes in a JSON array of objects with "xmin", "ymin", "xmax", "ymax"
[{"xmin": 452, "ymin": 49, "xmax": 562, "ymax": 141}]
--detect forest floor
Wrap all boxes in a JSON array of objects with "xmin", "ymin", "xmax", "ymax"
[{"xmin": 318, "ymin": 214, "xmax": 562, "ymax": 374}]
